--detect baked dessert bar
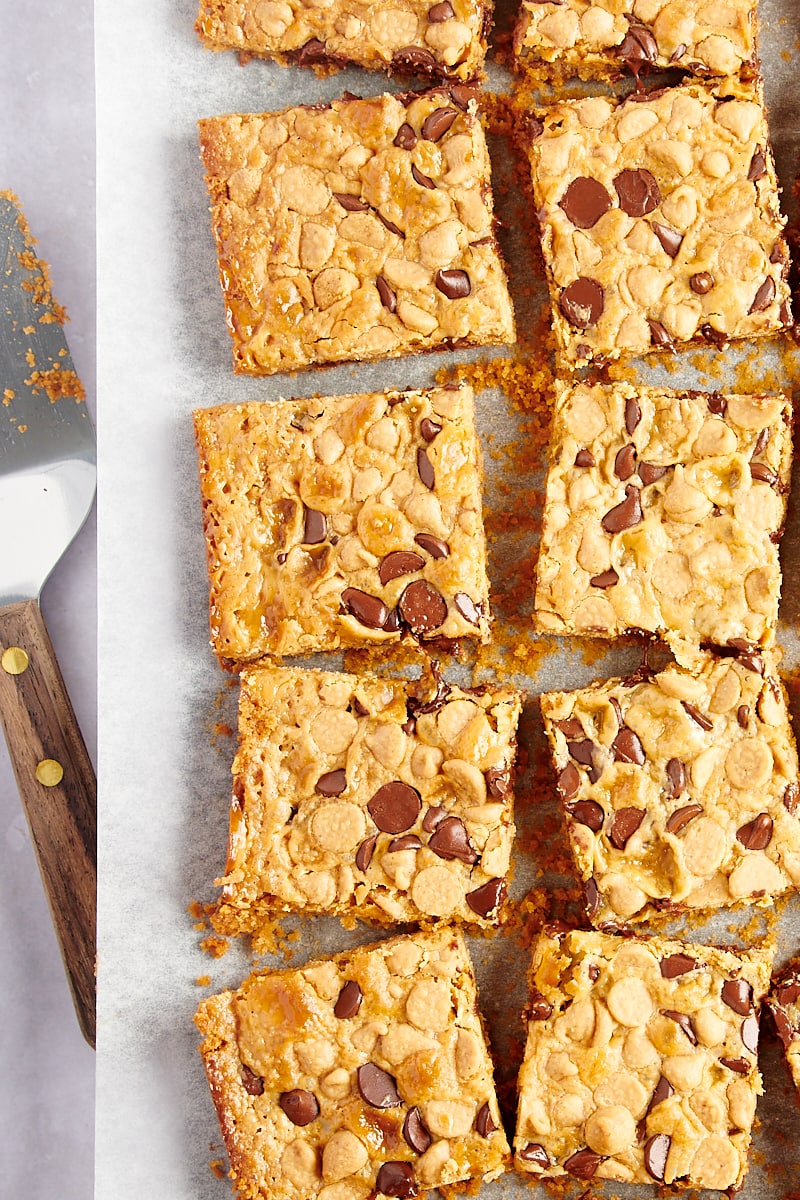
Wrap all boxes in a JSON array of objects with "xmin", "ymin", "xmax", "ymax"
[
  {"xmin": 514, "ymin": 926, "xmax": 772, "ymax": 1191},
  {"xmin": 196, "ymin": 0, "xmax": 491, "ymax": 82},
  {"xmin": 194, "ymin": 384, "xmax": 492, "ymax": 662},
  {"xmin": 196, "ymin": 928, "xmax": 510, "ymax": 1200},
  {"xmin": 522, "ymin": 80, "xmax": 791, "ymax": 367},
  {"xmin": 198, "ymin": 90, "xmax": 514, "ymax": 375},
  {"xmin": 540, "ymin": 654, "xmax": 800, "ymax": 926},
  {"xmin": 766, "ymin": 957, "xmax": 800, "ymax": 1095},
  {"xmin": 514, "ymin": 0, "xmax": 757, "ymax": 81},
  {"xmin": 534, "ymin": 381, "xmax": 792, "ymax": 657},
  {"xmin": 214, "ymin": 663, "xmax": 522, "ymax": 931}
]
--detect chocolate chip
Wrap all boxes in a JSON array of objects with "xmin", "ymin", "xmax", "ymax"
[
  {"xmin": 355, "ymin": 834, "xmax": 377, "ymax": 872},
  {"xmin": 612, "ymin": 727, "xmax": 645, "ymax": 765},
  {"xmin": 475, "ymin": 1102, "xmax": 497, "ymax": 1137},
  {"xmin": 722, "ymin": 979, "xmax": 753, "ymax": 1015},
  {"xmin": 377, "ymin": 211, "xmax": 405, "ymax": 238},
  {"xmin": 750, "ymin": 461, "xmax": 779, "ymax": 488},
  {"xmin": 422, "ymin": 107, "xmax": 458, "ymax": 142},
  {"xmin": 334, "ymin": 192, "xmax": 369, "ymax": 212},
  {"xmin": 644, "ymin": 1133, "xmax": 670, "ymax": 1182},
  {"xmin": 660, "ymin": 953, "xmax": 696, "ymax": 979},
  {"xmin": 428, "ymin": 0, "xmax": 454, "ymax": 16},
  {"xmin": 614, "ymin": 168, "xmax": 661, "ymax": 217},
  {"xmin": 454, "ymin": 592, "xmax": 481, "ymax": 626},
  {"xmin": 403, "ymin": 1107, "xmax": 432, "ymax": 1154},
  {"xmin": 666, "ymin": 802, "xmax": 703, "ymax": 834},
  {"xmin": 590, "ymin": 569, "xmax": 619, "ymax": 588},
  {"xmin": 568, "ymin": 800, "xmax": 605, "ymax": 832},
  {"xmin": 376, "ymin": 275, "xmax": 397, "ymax": 313},
  {"xmin": 729, "ymin": 640, "xmax": 765, "ymax": 674},
  {"xmin": 648, "ymin": 319, "xmax": 673, "ymax": 348},
  {"xmin": 651, "ymin": 221, "xmax": 683, "ymax": 258},
  {"xmin": 690, "ymin": 271, "xmax": 715, "ymax": 295},
  {"xmin": 388, "ymin": 834, "xmax": 422, "ymax": 852},
  {"xmin": 296, "ymin": 37, "xmax": 327, "ymax": 64},
  {"xmin": 557, "ymin": 762, "xmax": 581, "ymax": 802},
  {"xmin": 519, "ymin": 1143, "xmax": 549, "ymax": 1167},
  {"xmin": 775, "ymin": 978, "xmax": 800, "ymax": 1007},
  {"xmin": 662, "ymin": 1010, "xmax": 697, "ymax": 1044},
  {"xmin": 741, "ymin": 1014, "xmax": 760, "ymax": 1054},
  {"xmin": 376, "ymin": 1161, "xmax": 417, "ymax": 1198},
  {"xmin": 560, "ymin": 277, "xmax": 604, "ymax": 328},
  {"xmin": 279, "ymin": 1089, "xmax": 319, "ymax": 1126},
  {"xmin": 669, "ymin": 42, "xmax": 687, "ymax": 61},
  {"xmin": 648, "ymin": 1075, "xmax": 674, "ymax": 1112},
  {"xmin": 558, "ymin": 177, "xmax": 612, "ymax": 229},
  {"xmin": 575, "ymin": 448, "xmax": 595, "ymax": 468},
  {"xmin": 737, "ymin": 812, "xmax": 773, "ymax": 851},
  {"xmin": 414, "ymin": 532, "xmax": 449, "ymax": 558},
  {"xmin": 623, "ymin": 398, "xmax": 641, "ymax": 437},
  {"xmin": 411, "ymin": 164, "xmax": 436, "ymax": 189},
  {"xmin": 241, "ymin": 1064, "xmax": 264, "ymax": 1096},
  {"xmin": 379, "ymin": 551, "xmax": 425, "ymax": 584},
  {"xmin": 587, "ymin": 964, "xmax": 600, "ymax": 982},
  {"xmin": 394, "ymin": 122, "xmax": 418, "ymax": 150},
  {"xmin": 384, "ymin": 607, "xmax": 401, "ymax": 633},
  {"xmin": 419, "ymin": 417, "xmax": 442, "ymax": 442},
  {"xmin": 466, "ymin": 877, "xmax": 506, "ymax": 918},
  {"xmin": 720, "ymin": 1057, "xmax": 750, "ymax": 1074},
  {"xmin": 663, "ymin": 759, "xmax": 685, "ymax": 800},
  {"xmin": 784, "ymin": 782, "xmax": 799, "ymax": 814},
  {"xmin": 435, "ymin": 268, "xmax": 471, "ymax": 298},
  {"xmin": 584, "ymin": 876, "xmax": 600, "ymax": 920},
  {"xmin": 639, "ymin": 462, "xmax": 668, "ymax": 486},
  {"xmin": 567, "ymin": 738, "xmax": 596, "ymax": 767},
  {"xmin": 602, "ymin": 484, "xmax": 642, "ymax": 533},
  {"xmin": 415, "ymin": 448, "xmax": 435, "ymax": 491},
  {"xmin": 399, "ymin": 579, "xmax": 447, "ymax": 635},
  {"xmin": 736, "ymin": 704, "xmax": 750, "ymax": 729},
  {"xmin": 316, "ymin": 768, "xmax": 347, "ymax": 796},
  {"xmin": 555, "ymin": 718, "xmax": 584, "ymax": 738},
  {"xmin": 357, "ymin": 1063, "xmax": 402, "ymax": 1108},
  {"xmin": 303, "ymin": 506, "xmax": 327, "ymax": 544},
  {"xmin": 617, "ymin": 23, "xmax": 658, "ymax": 69},
  {"xmin": 750, "ymin": 276, "xmax": 776, "ymax": 313},
  {"xmin": 615, "ymin": 443, "xmax": 637, "ymax": 480},
  {"xmin": 682, "ymin": 701, "xmax": 712, "ymax": 730},
  {"xmin": 429, "ymin": 815, "xmax": 477, "ymax": 863},
  {"xmin": 450, "ymin": 84, "xmax": 478, "ymax": 110},
  {"xmin": 707, "ymin": 394, "xmax": 727, "ymax": 415},
  {"xmin": 422, "ymin": 805, "xmax": 447, "ymax": 832},
  {"xmin": 701, "ymin": 323, "xmax": 727, "ymax": 347},
  {"xmin": 564, "ymin": 1148, "xmax": 603, "ymax": 1179},
  {"xmin": 485, "ymin": 768, "xmax": 510, "ymax": 799},
  {"xmin": 334, "ymin": 979, "xmax": 363, "ymax": 1019},
  {"xmin": 342, "ymin": 588, "xmax": 389, "ymax": 629},
  {"xmin": 528, "ymin": 988, "xmax": 553, "ymax": 1021},
  {"xmin": 368, "ymin": 782, "xmax": 421, "ymax": 834},
  {"xmin": 393, "ymin": 44, "xmax": 437, "ymax": 72},
  {"xmin": 610, "ymin": 807, "xmax": 644, "ymax": 849},
  {"xmin": 748, "ymin": 147, "xmax": 767, "ymax": 182}
]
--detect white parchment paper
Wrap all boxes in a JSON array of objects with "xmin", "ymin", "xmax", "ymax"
[{"xmin": 96, "ymin": 1, "xmax": 800, "ymax": 1196}]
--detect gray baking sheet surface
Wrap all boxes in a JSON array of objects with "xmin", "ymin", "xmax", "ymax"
[{"xmin": 95, "ymin": 0, "xmax": 800, "ymax": 1196}]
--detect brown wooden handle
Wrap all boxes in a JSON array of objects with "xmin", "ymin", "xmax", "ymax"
[{"xmin": 0, "ymin": 598, "xmax": 96, "ymax": 1047}]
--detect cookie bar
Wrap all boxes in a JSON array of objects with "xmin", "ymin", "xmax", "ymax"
[
  {"xmin": 214, "ymin": 663, "xmax": 522, "ymax": 931},
  {"xmin": 522, "ymin": 80, "xmax": 791, "ymax": 366},
  {"xmin": 198, "ymin": 90, "xmax": 514, "ymax": 375},
  {"xmin": 514, "ymin": 1, "xmax": 757, "ymax": 81},
  {"xmin": 765, "ymin": 958, "xmax": 800, "ymax": 1095},
  {"xmin": 194, "ymin": 385, "xmax": 492, "ymax": 662},
  {"xmin": 195, "ymin": 928, "xmax": 510, "ymax": 1200},
  {"xmin": 534, "ymin": 381, "xmax": 792, "ymax": 657},
  {"xmin": 514, "ymin": 927, "xmax": 772, "ymax": 1191},
  {"xmin": 540, "ymin": 654, "xmax": 800, "ymax": 926},
  {"xmin": 196, "ymin": 0, "xmax": 490, "ymax": 82}
]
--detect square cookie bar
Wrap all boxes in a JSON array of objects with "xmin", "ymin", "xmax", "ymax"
[
  {"xmin": 540, "ymin": 654, "xmax": 800, "ymax": 927},
  {"xmin": 534, "ymin": 381, "xmax": 792, "ymax": 657},
  {"xmin": 194, "ymin": 385, "xmax": 492, "ymax": 662},
  {"xmin": 195, "ymin": 928, "xmax": 509, "ymax": 1200},
  {"xmin": 514, "ymin": 1, "xmax": 757, "ymax": 81},
  {"xmin": 214, "ymin": 664, "xmax": 522, "ymax": 931},
  {"xmin": 196, "ymin": 0, "xmax": 490, "ymax": 82},
  {"xmin": 514, "ymin": 927, "xmax": 772, "ymax": 1192},
  {"xmin": 198, "ymin": 89, "xmax": 514, "ymax": 375},
  {"xmin": 522, "ymin": 80, "xmax": 791, "ymax": 366},
  {"xmin": 765, "ymin": 958, "xmax": 800, "ymax": 1094}
]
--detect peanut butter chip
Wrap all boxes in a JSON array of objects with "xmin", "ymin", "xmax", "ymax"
[
  {"xmin": 428, "ymin": 815, "xmax": 477, "ymax": 863},
  {"xmin": 403, "ymin": 1107, "xmax": 432, "ymax": 1154},
  {"xmin": 465, "ymin": 876, "xmax": 505, "ymax": 918},
  {"xmin": 644, "ymin": 1133, "xmax": 670, "ymax": 1182},
  {"xmin": 311, "ymin": 803, "xmax": 366, "ymax": 853},
  {"xmin": 412, "ymin": 865, "xmax": 462, "ymax": 915},
  {"xmin": 334, "ymin": 980, "xmax": 363, "ymax": 1019},
  {"xmin": 357, "ymin": 1063, "xmax": 401, "ymax": 1108},
  {"xmin": 399, "ymin": 580, "xmax": 447, "ymax": 634},
  {"xmin": 607, "ymin": 979, "xmax": 653, "ymax": 1026},
  {"xmin": 560, "ymin": 278, "xmax": 604, "ymax": 328},
  {"xmin": 614, "ymin": 169, "xmax": 661, "ymax": 217},
  {"xmin": 323, "ymin": 1130, "xmax": 368, "ymax": 1182},
  {"xmin": 279, "ymin": 1089, "xmax": 320, "ymax": 1125},
  {"xmin": 407, "ymin": 979, "xmax": 451, "ymax": 1030},
  {"xmin": 376, "ymin": 1161, "xmax": 416, "ymax": 1197},
  {"xmin": 584, "ymin": 1106, "xmax": 636, "ymax": 1156},
  {"xmin": 559, "ymin": 178, "xmax": 612, "ymax": 229},
  {"xmin": 368, "ymin": 782, "xmax": 421, "ymax": 833}
]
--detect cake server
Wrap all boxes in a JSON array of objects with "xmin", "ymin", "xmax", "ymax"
[{"xmin": 0, "ymin": 192, "xmax": 97, "ymax": 1047}]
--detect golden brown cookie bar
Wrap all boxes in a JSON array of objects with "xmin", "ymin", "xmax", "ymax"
[
  {"xmin": 514, "ymin": 1, "xmax": 757, "ymax": 81},
  {"xmin": 522, "ymin": 80, "xmax": 791, "ymax": 366},
  {"xmin": 540, "ymin": 653, "xmax": 800, "ymax": 926},
  {"xmin": 196, "ymin": 928, "xmax": 510, "ymax": 1200},
  {"xmin": 198, "ymin": 90, "xmax": 514, "ymax": 376},
  {"xmin": 196, "ymin": 0, "xmax": 491, "ymax": 81},
  {"xmin": 514, "ymin": 927, "xmax": 773, "ymax": 1191},
  {"xmin": 765, "ymin": 957, "xmax": 800, "ymax": 1094},
  {"xmin": 194, "ymin": 385, "xmax": 492, "ymax": 662},
  {"xmin": 534, "ymin": 381, "xmax": 792, "ymax": 658},
  {"xmin": 214, "ymin": 663, "xmax": 522, "ymax": 931}
]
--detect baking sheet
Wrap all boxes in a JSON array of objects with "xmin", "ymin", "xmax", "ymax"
[{"xmin": 95, "ymin": 0, "xmax": 800, "ymax": 1196}]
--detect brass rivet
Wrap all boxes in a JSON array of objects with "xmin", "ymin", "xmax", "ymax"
[
  {"xmin": 35, "ymin": 759, "xmax": 64, "ymax": 787},
  {"xmin": 2, "ymin": 646, "xmax": 29, "ymax": 675}
]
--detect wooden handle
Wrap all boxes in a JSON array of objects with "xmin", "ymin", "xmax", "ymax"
[{"xmin": 0, "ymin": 599, "xmax": 96, "ymax": 1047}]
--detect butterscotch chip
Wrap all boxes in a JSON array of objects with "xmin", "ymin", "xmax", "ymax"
[
  {"xmin": 196, "ymin": 928, "xmax": 509, "ymax": 1200},
  {"xmin": 514, "ymin": 927, "xmax": 772, "ymax": 1190},
  {"xmin": 198, "ymin": 90, "xmax": 514, "ymax": 376},
  {"xmin": 766, "ymin": 957, "xmax": 800, "ymax": 1096},
  {"xmin": 534, "ymin": 380, "xmax": 792, "ymax": 658},
  {"xmin": 540, "ymin": 653, "xmax": 800, "ymax": 926},
  {"xmin": 521, "ymin": 79, "xmax": 792, "ymax": 367},
  {"xmin": 213, "ymin": 663, "xmax": 522, "ymax": 932},
  {"xmin": 194, "ymin": 384, "xmax": 491, "ymax": 662}
]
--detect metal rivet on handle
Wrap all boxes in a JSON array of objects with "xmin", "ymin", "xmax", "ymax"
[
  {"xmin": 35, "ymin": 759, "xmax": 64, "ymax": 787},
  {"xmin": 2, "ymin": 646, "xmax": 29, "ymax": 674}
]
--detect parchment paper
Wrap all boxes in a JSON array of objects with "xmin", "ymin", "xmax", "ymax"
[{"xmin": 95, "ymin": 1, "xmax": 800, "ymax": 1196}]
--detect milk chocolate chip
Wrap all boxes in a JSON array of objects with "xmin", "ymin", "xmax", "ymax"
[
  {"xmin": 428, "ymin": 815, "xmax": 478, "ymax": 863},
  {"xmin": 316, "ymin": 768, "xmax": 347, "ymax": 796},
  {"xmin": 279, "ymin": 1089, "xmax": 320, "ymax": 1125},
  {"xmin": 435, "ymin": 268, "xmax": 471, "ymax": 298},
  {"xmin": 415, "ymin": 532, "xmax": 449, "ymax": 558},
  {"xmin": 612, "ymin": 727, "xmax": 645, "ymax": 764},
  {"xmin": 602, "ymin": 485, "xmax": 643, "ymax": 533},
  {"xmin": 357, "ymin": 1063, "xmax": 402, "ymax": 1108},
  {"xmin": 564, "ymin": 1148, "xmax": 603, "ymax": 1179},
  {"xmin": 303, "ymin": 506, "xmax": 328, "ymax": 544},
  {"xmin": 368, "ymin": 782, "xmax": 421, "ymax": 834},
  {"xmin": 609, "ymin": 806, "xmax": 644, "ymax": 849},
  {"xmin": 403, "ymin": 1107, "xmax": 432, "ymax": 1154},
  {"xmin": 466, "ymin": 877, "xmax": 506, "ymax": 918},
  {"xmin": 419, "ymin": 417, "xmax": 442, "ymax": 442},
  {"xmin": 644, "ymin": 1133, "xmax": 670, "ymax": 1182},
  {"xmin": 617, "ymin": 24, "xmax": 658, "ymax": 70},
  {"xmin": 375, "ymin": 1161, "xmax": 417, "ymax": 1197},
  {"xmin": 590, "ymin": 569, "xmax": 619, "ymax": 588},
  {"xmin": 454, "ymin": 592, "xmax": 481, "ymax": 626},
  {"xmin": 737, "ymin": 812, "xmax": 773, "ymax": 851},
  {"xmin": 660, "ymin": 953, "xmax": 696, "ymax": 979},
  {"xmin": 614, "ymin": 168, "xmax": 661, "ymax": 217},
  {"xmin": 376, "ymin": 275, "xmax": 397, "ymax": 313},
  {"xmin": 748, "ymin": 147, "xmax": 767, "ymax": 182},
  {"xmin": 519, "ymin": 1143, "xmax": 550, "ymax": 1167},
  {"xmin": 334, "ymin": 979, "xmax": 363, "ymax": 1019},
  {"xmin": 417, "ymin": 447, "xmax": 435, "ymax": 489},
  {"xmin": 666, "ymin": 759, "xmax": 686, "ymax": 799},
  {"xmin": 666, "ymin": 802, "xmax": 703, "ymax": 833},
  {"xmin": 750, "ymin": 276, "xmax": 776, "ymax": 313},
  {"xmin": 557, "ymin": 762, "xmax": 581, "ymax": 802},
  {"xmin": 380, "ymin": 551, "xmax": 425, "ymax": 584},
  {"xmin": 398, "ymin": 579, "xmax": 447, "ymax": 635},
  {"xmin": 651, "ymin": 222, "xmax": 683, "ymax": 258},
  {"xmin": 241, "ymin": 1064, "xmax": 264, "ymax": 1096},
  {"xmin": 682, "ymin": 702, "xmax": 712, "ymax": 730},
  {"xmin": 475, "ymin": 1102, "xmax": 497, "ymax": 1137},
  {"xmin": 568, "ymin": 800, "xmax": 604, "ymax": 832},
  {"xmin": 342, "ymin": 588, "xmax": 389, "ymax": 629},
  {"xmin": 690, "ymin": 272, "xmax": 714, "ymax": 295},
  {"xmin": 394, "ymin": 123, "xmax": 417, "ymax": 150},
  {"xmin": 741, "ymin": 1014, "xmax": 760, "ymax": 1054},
  {"xmin": 559, "ymin": 177, "xmax": 612, "ymax": 229},
  {"xmin": 355, "ymin": 834, "xmax": 378, "ymax": 872},
  {"xmin": 411, "ymin": 164, "xmax": 436, "ymax": 190},
  {"xmin": 428, "ymin": 0, "xmax": 455, "ymax": 18},
  {"xmin": 422, "ymin": 107, "xmax": 458, "ymax": 142},
  {"xmin": 662, "ymin": 1010, "xmax": 697, "ymax": 1044},
  {"xmin": 615, "ymin": 443, "xmax": 637, "ymax": 480},
  {"xmin": 560, "ymin": 278, "xmax": 604, "ymax": 328},
  {"xmin": 722, "ymin": 979, "xmax": 753, "ymax": 1015},
  {"xmin": 638, "ymin": 462, "xmax": 668, "ymax": 485}
]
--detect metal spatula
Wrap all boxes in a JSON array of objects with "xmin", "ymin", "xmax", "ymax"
[{"xmin": 0, "ymin": 192, "xmax": 97, "ymax": 1047}]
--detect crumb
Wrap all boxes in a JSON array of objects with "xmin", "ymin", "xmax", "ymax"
[
  {"xmin": 196, "ymin": 975, "xmax": 212, "ymax": 987},
  {"xmin": 200, "ymin": 935, "xmax": 229, "ymax": 959},
  {"xmin": 209, "ymin": 1159, "xmax": 227, "ymax": 1179},
  {"xmin": 26, "ymin": 366, "xmax": 85, "ymax": 403}
]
